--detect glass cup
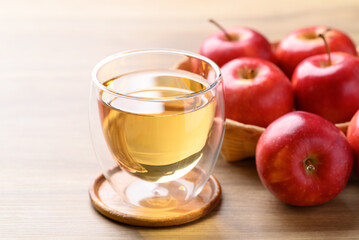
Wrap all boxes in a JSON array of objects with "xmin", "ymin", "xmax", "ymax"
[{"xmin": 89, "ymin": 49, "xmax": 225, "ymax": 212}]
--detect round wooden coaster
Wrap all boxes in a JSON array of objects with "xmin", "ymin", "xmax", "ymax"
[{"xmin": 89, "ymin": 172, "xmax": 221, "ymax": 227}]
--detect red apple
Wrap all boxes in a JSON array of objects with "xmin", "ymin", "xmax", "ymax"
[
  {"xmin": 256, "ymin": 111, "xmax": 353, "ymax": 206},
  {"xmin": 347, "ymin": 110, "xmax": 359, "ymax": 177},
  {"xmin": 292, "ymin": 52, "xmax": 359, "ymax": 124},
  {"xmin": 276, "ymin": 26, "xmax": 357, "ymax": 77},
  {"xmin": 199, "ymin": 22, "xmax": 276, "ymax": 67},
  {"xmin": 221, "ymin": 57, "xmax": 293, "ymax": 128}
]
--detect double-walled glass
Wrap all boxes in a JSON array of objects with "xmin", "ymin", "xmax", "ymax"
[{"xmin": 89, "ymin": 49, "xmax": 225, "ymax": 210}]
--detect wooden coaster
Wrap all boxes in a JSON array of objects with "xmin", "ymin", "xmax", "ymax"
[{"xmin": 89, "ymin": 172, "xmax": 221, "ymax": 227}]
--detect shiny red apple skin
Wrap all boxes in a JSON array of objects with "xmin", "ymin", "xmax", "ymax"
[
  {"xmin": 347, "ymin": 110, "xmax": 359, "ymax": 177},
  {"xmin": 256, "ymin": 111, "xmax": 353, "ymax": 206},
  {"xmin": 276, "ymin": 26, "xmax": 357, "ymax": 77},
  {"xmin": 292, "ymin": 52, "xmax": 359, "ymax": 124},
  {"xmin": 199, "ymin": 27, "xmax": 276, "ymax": 67},
  {"xmin": 221, "ymin": 57, "xmax": 293, "ymax": 128}
]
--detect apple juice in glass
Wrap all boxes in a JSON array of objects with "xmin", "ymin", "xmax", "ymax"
[
  {"xmin": 99, "ymin": 69, "xmax": 215, "ymax": 182},
  {"xmin": 90, "ymin": 49, "xmax": 225, "ymax": 210}
]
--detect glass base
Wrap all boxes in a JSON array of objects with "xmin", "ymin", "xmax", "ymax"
[{"xmin": 89, "ymin": 167, "xmax": 221, "ymax": 227}]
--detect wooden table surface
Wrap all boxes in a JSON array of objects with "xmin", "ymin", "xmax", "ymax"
[{"xmin": 2, "ymin": 0, "xmax": 359, "ymax": 239}]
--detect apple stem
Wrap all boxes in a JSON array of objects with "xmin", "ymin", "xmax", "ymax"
[
  {"xmin": 209, "ymin": 19, "xmax": 232, "ymax": 41},
  {"xmin": 318, "ymin": 29, "xmax": 332, "ymax": 65},
  {"xmin": 248, "ymin": 69, "xmax": 255, "ymax": 79},
  {"xmin": 305, "ymin": 159, "xmax": 316, "ymax": 172}
]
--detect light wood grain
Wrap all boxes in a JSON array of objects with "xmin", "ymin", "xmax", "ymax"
[{"xmin": 1, "ymin": 0, "xmax": 359, "ymax": 239}]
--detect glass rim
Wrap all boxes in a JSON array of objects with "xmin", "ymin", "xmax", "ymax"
[{"xmin": 91, "ymin": 48, "xmax": 222, "ymax": 102}]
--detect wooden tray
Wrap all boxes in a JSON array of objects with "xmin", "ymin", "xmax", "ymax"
[{"xmin": 221, "ymin": 119, "xmax": 349, "ymax": 162}]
